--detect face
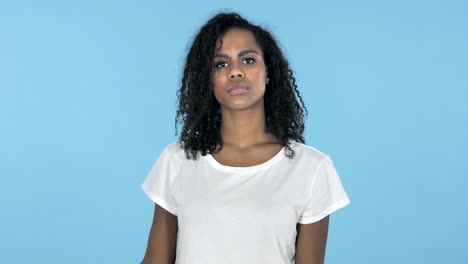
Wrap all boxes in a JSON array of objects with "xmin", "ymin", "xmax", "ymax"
[{"xmin": 211, "ymin": 28, "xmax": 269, "ymax": 112}]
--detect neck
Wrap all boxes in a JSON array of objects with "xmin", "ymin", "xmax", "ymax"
[{"xmin": 219, "ymin": 103, "xmax": 278, "ymax": 150}]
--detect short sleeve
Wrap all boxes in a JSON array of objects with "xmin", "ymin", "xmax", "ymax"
[
  {"xmin": 298, "ymin": 156, "xmax": 351, "ymax": 224},
  {"xmin": 141, "ymin": 147, "xmax": 178, "ymax": 215}
]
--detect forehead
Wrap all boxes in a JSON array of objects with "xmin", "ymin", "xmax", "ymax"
[{"xmin": 215, "ymin": 28, "xmax": 262, "ymax": 54}]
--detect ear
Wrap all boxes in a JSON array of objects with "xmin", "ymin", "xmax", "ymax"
[{"xmin": 265, "ymin": 67, "xmax": 269, "ymax": 84}]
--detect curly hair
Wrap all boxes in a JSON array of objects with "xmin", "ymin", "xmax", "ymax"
[{"xmin": 175, "ymin": 11, "xmax": 308, "ymax": 160}]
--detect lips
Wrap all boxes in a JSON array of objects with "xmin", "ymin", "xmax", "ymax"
[{"xmin": 228, "ymin": 83, "xmax": 249, "ymax": 95}]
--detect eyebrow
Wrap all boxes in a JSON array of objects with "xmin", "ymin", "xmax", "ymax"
[{"xmin": 214, "ymin": 49, "xmax": 260, "ymax": 59}]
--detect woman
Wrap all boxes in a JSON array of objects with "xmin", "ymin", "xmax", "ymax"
[{"xmin": 141, "ymin": 12, "xmax": 351, "ymax": 264}]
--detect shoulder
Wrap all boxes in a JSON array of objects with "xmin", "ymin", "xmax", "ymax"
[
  {"xmin": 164, "ymin": 141, "xmax": 184, "ymax": 154},
  {"xmin": 162, "ymin": 141, "xmax": 192, "ymax": 162},
  {"xmin": 290, "ymin": 140, "xmax": 331, "ymax": 166},
  {"xmin": 162, "ymin": 140, "xmax": 331, "ymax": 165}
]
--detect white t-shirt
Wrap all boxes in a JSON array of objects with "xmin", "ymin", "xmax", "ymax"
[{"xmin": 141, "ymin": 139, "xmax": 351, "ymax": 264}]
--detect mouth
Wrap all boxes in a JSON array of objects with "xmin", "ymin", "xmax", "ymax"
[{"xmin": 228, "ymin": 83, "xmax": 249, "ymax": 95}]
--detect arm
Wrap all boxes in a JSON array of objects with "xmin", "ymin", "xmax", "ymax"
[
  {"xmin": 141, "ymin": 204, "xmax": 178, "ymax": 264},
  {"xmin": 295, "ymin": 215, "xmax": 330, "ymax": 264}
]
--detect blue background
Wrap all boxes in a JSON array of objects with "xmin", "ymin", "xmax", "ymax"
[{"xmin": 1, "ymin": 0, "xmax": 467, "ymax": 263}]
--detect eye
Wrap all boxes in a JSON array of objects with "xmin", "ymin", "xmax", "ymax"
[
  {"xmin": 214, "ymin": 61, "xmax": 228, "ymax": 69},
  {"xmin": 243, "ymin": 58, "xmax": 256, "ymax": 64}
]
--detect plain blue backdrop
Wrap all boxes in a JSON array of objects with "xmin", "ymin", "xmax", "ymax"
[{"xmin": 1, "ymin": 0, "xmax": 467, "ymax": 263}]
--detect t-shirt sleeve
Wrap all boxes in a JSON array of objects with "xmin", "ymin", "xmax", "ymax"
[
  {"xmin": 141, "ymin": 146, "xmax": 178, "ymax": 215},
  {"xmin": 298, "ymin": 155, "xmax": 351, "ymax": 224}
]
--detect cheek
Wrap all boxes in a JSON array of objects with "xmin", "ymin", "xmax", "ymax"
[
  {"xmin": 212, "ymin": 70, "xmax": 220, "ymax": 80},
  {"xmin": 254, "ymin": 70, "xmax": 267, "ymax": 85},
  {"xmin": 211, "ymin": 77, "xmax": 224, "ymax": 101},
  {"xmin": 212, "ymin": 76, "xmax": 222, "ymax": 92}
]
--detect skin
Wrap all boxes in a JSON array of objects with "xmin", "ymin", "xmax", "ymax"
[
  {"xmin": 141, "ymin": 28, "xmax": 330, "ymax": 264},
  {"xmin": 295, "ymin": 216, "xmax": 330, "ymax": 264},
  {"xmin": 141, "ymin": 204, "xmax": 178, "ymax": 264},
  {"xmin": 211, "ymin": 28, "xmax": 282, "ymax": 165}
]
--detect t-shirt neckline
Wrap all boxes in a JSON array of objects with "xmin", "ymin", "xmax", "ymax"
[{"xmin": 205, "ymin": 141, "xmax": 291, "ymax": 173}]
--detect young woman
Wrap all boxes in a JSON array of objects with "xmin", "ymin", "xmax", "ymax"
[{"xmin": 141, "ymin": 12, "xmax": 351, "ymax": 264}]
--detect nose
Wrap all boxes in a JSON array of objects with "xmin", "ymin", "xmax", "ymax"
[{"xmin": 229, "ymin": 63, "xmax": 244, "ymax": 80}]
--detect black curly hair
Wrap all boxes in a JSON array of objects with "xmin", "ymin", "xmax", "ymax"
[{"xmin": 175, "ymin": 11, "xmax": 308, "ymax": 160}]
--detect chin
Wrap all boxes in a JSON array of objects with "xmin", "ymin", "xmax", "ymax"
[{"xmin": 221, "ymin": 98, "xmax": 264, "ymax": 112}]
